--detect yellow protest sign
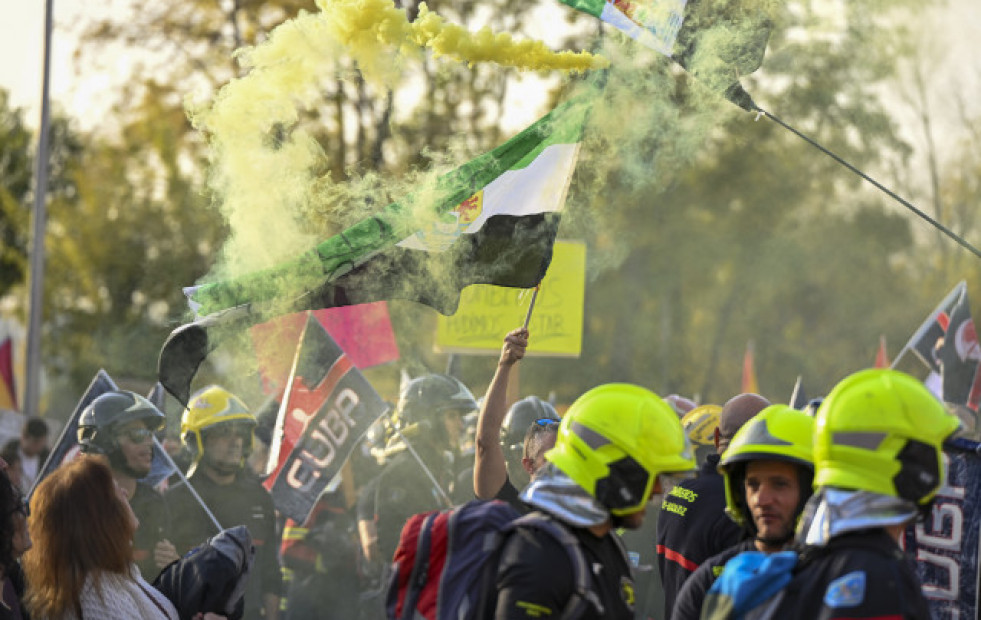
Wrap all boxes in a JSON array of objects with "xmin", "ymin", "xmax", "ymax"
[{"xmin": 435, "ymin": 240, "xmax": 585, "ymax": 357}]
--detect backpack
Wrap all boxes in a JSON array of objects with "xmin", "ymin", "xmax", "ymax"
[
  {"xmin": 153, "ymin": 525, "xmax": 254, "ymax": 620},
  {"xmin": 700, "ymin": 550, "xmax": 799, "ymax": 620},
  {"xmin": 385, "ymin": 499, "xmax": 600, "ymax": 620}
]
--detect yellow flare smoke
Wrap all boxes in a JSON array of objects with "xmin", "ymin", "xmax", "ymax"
[
  {"xmin": 189, "ymin": 0, "xmax": 606, "ymax": 277},
  {"xmin": 317, "ymin": 0, "xmax": 607, "ymax": 74}
]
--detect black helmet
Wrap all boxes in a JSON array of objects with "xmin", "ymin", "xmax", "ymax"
[
  {"xmin": 78, "ymin": 391, "xmax": 165, "ymax": 457},
  {"xmin": 395, "ymin": 374, "xmax": 478, "ymax": 429},
  {"xmin": 500, "ymin": 396, "xmax": 559, "ymax": 455}
]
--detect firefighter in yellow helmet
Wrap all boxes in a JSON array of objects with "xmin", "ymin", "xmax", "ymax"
[
  {"xmin": 672, "ymin": 404, "xmax": 814, "ymax": 620},
  {"xmin": 166, "ymin": 386, "xmax": 283, "ymax": 620},
  {"xmin": 701, "ymin": 369, "xmax": 960, "ymax": 620},
  {"xmin": 489, "ymin": 383, "xmax": 696, "ymax": 619}
]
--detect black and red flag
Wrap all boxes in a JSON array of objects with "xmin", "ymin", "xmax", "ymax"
[
  {"xmin": 895, "ymin": 281, "xmax": 965, "ymax": 373},
  {"xmin": 940, "ymin": 288, "xmax": 981, "ymax": 412},
  {"xmin": 264, "ymin": 312, "xmax": 388, "ymax": 523}
]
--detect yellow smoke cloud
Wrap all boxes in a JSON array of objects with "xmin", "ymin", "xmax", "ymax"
[{"xmin": 188, "ymin": 0, "xmax": 607, "ymax": 280}]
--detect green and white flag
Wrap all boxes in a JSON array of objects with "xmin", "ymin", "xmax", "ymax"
[
  {"xmin": 561, "ymin": 0, "xmax": 687, "ymax": 56},
  {"xmin": 186, "ymin": 98, "xmax": 588, "ymax": 318},
  {"xmin": 557, "ymin": 0, "xmax": 771, "ymax": 111},
  {"xmin": 161, "ymin": 99, "xmax": 589, "ymax": 404}
]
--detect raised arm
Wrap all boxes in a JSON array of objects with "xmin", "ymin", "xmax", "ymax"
[{"xmin": 473, "ymin": 328, "xmax": 528, "ymax": 499}]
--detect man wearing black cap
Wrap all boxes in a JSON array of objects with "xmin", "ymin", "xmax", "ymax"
[{"xmin": 655, "ymin": 392, "xmax": 769, "ymax": 618}]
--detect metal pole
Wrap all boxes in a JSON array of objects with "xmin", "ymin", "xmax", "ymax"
[
  {"xmin": 24, "ymin": 0, "xmax": 55, "ymax": 418},
  {"xmin": 389, "ymin": 425, "xmax": 453, "ymax": 508},
  {"xmin": 153, "ymin": 436, "xmax": 223, "ymax": 532}
]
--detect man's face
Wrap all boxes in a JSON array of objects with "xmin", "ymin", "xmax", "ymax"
[
  {"xmin": 114, "ymin": 420, "xmax": 155, "ymax": 477},
  {"xmin": 202, "ymin": 423, "xmax": 250, "ymax": 475},
  {"xmin": 744, "ymin": 460, "xmax": 801, "ymax": 550},
  {"xmin": 521, "ymin": 429, "xmax": 557, "ymax": 477}
]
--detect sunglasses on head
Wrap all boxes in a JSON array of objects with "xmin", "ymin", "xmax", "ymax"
[
  {"xmin": 531, "ymin": 418, "xmax": 559, "ymax": 431},
  {"xmin": 119, "ymin": 426, "xmax": 154, "ymax": 444}
]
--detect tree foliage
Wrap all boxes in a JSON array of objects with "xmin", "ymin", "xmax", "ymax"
[{"xmin": 4, "ymin": 0, "xmax": 978, "ymax": 414}]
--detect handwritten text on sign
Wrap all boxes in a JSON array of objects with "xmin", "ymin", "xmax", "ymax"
[{"xmin": 435, "ymin": 240, "xmax": 585, "ymax": 357}]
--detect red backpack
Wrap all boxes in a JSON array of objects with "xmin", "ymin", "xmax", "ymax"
[{"xmin": 385, "ymin": 499, "xmax": 600, "ymax": 620}]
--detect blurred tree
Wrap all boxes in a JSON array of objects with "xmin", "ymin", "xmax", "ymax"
[{"xmin": 0, "ymin": 90, "xmax": 33, "ymax": 298}]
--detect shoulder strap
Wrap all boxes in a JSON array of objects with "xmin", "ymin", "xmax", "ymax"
[
  {"xmin": 400, "ymin": 511, "xmax": 439, "ymax": 620},
  {"xmin": 509, "ymin": 513, "xmax": 604, "ymax": 620}
]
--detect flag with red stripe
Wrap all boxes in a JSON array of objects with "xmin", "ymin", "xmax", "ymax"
[{"xmin": 266, "ymin": 312, "xmax": 388, "ymax": 523}]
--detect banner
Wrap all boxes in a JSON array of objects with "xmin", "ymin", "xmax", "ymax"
[
  {"xmin": 904, "ymin": 439, "xmax": 981, "ymax": 620},
  {"xmin": 434, "ymin": 240, "xmax": 586, "ymax": 357},
  {"xmin": 266, "ymin": 316, "xmax": 389, "ymax": 523}
]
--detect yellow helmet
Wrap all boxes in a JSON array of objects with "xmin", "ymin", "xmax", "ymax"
[
  {"xmin": 681, "ymin": 404, "xmax": 722, "ymax": 447},
  {"xmin": 718, "ymin": 404, "xmax": 815, "ymax": 529},
  {"xmin": 814, "ymin": 369, "xmax": 960, "ymax": 506},
  {"xmin": 181, "ymin": 385, "xmax": 256, "ymax": 463},
  {"xmin": 546, "ymin": 383, "xmax": 695, "ymax": 516}
]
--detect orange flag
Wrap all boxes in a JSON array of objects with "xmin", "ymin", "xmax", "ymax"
[
  {"xmin": 0, "ymin": 337, "xmax": 17, "ymax": 411},
  {"xmin": 874, "ymin": 334, "xmax": 890, "ymax": 368},
  {"xmin": 741, "ymin": 341, "xmax": 759, "ymax": 394}
]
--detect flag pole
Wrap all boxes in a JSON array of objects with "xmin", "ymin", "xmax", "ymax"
[
  {"xmin": 523, "ymin": 284, "xmax": 541, "ymax": 330},
  {"xmin": 265, "ymin": 314, "xmax": 310, "ymax": 476},
  {"xmin": 389, "ymin": 424, "xmax": 453, "ymax": 508},
  {"xmin": 153, "ymin": 436, "xmax": 223, "ymax": 533},
  {"xmin": 23, "ymin": 0, "xmax": 55, "ymax": 419},
  {"xmin": 760, "ymin": 109, "xmax": 981, "ymax": 261}
]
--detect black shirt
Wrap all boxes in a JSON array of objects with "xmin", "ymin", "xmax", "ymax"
[
  {"xmin": 130, "ymin": 481, "xmax": 172, "ymax": 581},
  {"xmin": 166, "ymin": 470, "xmax": 283, "ymax": 620},
  {"xmin": 671, "ymin": 540, "xmax": 757, "ymax": 620},
  {"xmin": 656, "ymin": 454, "xmax": 743, "ymax": 616},
  {"xmin": 701, "ymin": 529, "xmax": 931, "ymax": 620},
  {"xmin": 493, "ymin": 476, "xmax": 531, "ymax": 515},
  {"xmin": 493, "ymin": 521, "xmax": 636, "ymax": 620}
]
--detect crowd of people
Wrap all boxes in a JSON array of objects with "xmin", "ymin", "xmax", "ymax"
[{"xmin": 0, "ymin": 325, "xmax": 962, "ymax": 620}]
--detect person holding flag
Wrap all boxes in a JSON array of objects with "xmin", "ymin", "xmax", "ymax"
[
  {"xmin": 76, "ymin": 390, "xmax": 180, "ymax": 581},
  {"xmin": 473, "ymin": 326, "xmax": 560, "ymax": 511},
  {"xmin": 166, "ymin": 386, "xmax": 283, "ymax": 620}
]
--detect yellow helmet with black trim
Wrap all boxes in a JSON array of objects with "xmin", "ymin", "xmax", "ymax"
[
  {"xmin": 181, "ymin": 385, "xmax": 256, "ymax": 465},
  {"xmin": 814, "ymin": 369, "xmax": 959, "ymax": 506},
  {"xmin": 546, "ymin": 383, "xmax": 695, "ymax": 516},
  {"xmin": 718, "ymin": 404, "xmax": 815, "ymax": 529},
  {"xmin": 681, "ymin": 404, "xmax": 722, "ymax": 447}
]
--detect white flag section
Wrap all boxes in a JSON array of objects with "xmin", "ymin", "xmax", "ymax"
[
  {"xmin": 558, "ymin": 0, "xmax": 688, "ymax": 57},
  {"xmin": 398, "ymin": 142, "xmax": 581, "ymax": 252},
  {"xmin": 598, "ymin": 0, "xmax": 687, "ymax": 56}
]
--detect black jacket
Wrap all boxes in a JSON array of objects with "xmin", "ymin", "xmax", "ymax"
[
  {"xmin": 671, "ymin": 540, "xmax": 756, "ymax": 620},
  {"xmin": 701, "ymin": 529, "xmax": 931, "ymax": 620},
  {"xmin": 656, "ymin": 454, "xmax": 743, "ymax": 616}
]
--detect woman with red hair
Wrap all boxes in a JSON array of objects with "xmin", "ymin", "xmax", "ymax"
[{"xmin": 22, "ymin": 456, "xmax": 183, "ymax": 619}]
